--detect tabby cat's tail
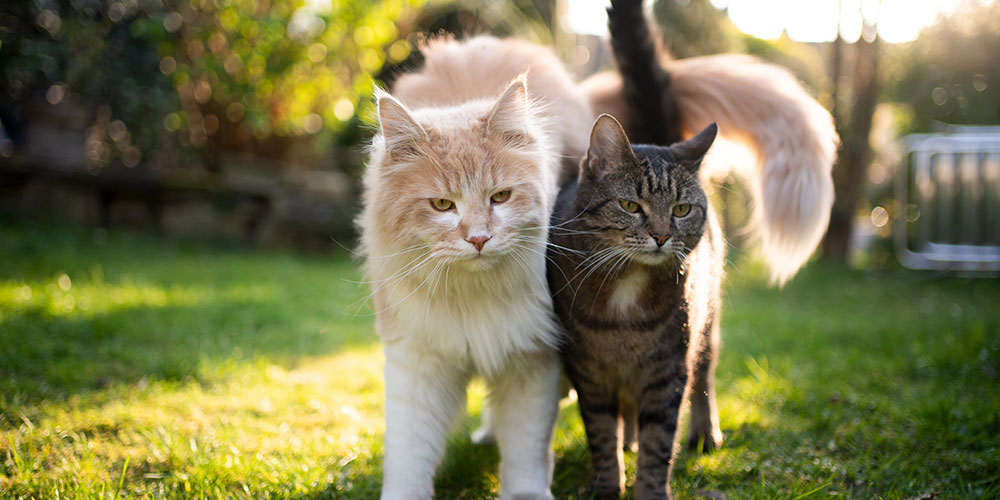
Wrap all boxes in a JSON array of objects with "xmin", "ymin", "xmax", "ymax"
[
  {"xmin": 670, "ymin": 55, "xmax": 837, "ymax": 285},
  {"xmin": 606, "ymin": 0, "xmax": 682, "ymax": 146},
  {"xmin": 601, "ymin": 0, "xmax": 837, "ymax": 285}
]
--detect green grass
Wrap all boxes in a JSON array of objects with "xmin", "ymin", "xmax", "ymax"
[{"xmin": 1, "ymin": 218, "xmax": 998, "ymax": 499}]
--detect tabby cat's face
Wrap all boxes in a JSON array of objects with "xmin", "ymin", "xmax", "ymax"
[{"xmin": 573, "ymin": 116, "xmax": 717, "ymax": 268}]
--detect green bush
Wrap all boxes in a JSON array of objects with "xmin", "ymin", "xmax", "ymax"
[{"xmin": 0, "ymin": 0, "xmax": 425, "ymax": 169}]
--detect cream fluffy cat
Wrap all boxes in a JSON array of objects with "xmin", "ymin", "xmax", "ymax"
[{"xmin": 357, "ymin": 36, "xmax": 592, "ymax": 500}]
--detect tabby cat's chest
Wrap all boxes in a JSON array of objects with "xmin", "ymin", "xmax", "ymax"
[
  {"xmin": 558, "ymin": 264, "xmax": 688, "ymax": 363},
  {"xmin": 566, "ymin": 263, "xmax": 684, "ymax": 320}
]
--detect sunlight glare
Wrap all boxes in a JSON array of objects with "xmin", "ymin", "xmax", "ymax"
[
  {"xmin": 708, "ymin": 0, "xmax": 964, "ymax": 44},
  {"xmin": 564, "ymin": 0, "xmax": 611, "ymax": 36},
  {"xmin": 878, "ymin": 0, "xmax": 961, "ymax": 43},
  {"xmin": 727, "ymin": 0, "xmax": 787, "ymax": 39}
]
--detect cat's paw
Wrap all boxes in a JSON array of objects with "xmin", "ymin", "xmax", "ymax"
[
  {"xmin": 586, "ymin": 483, "xmax": 624, "ymax": 500},
  {"xmin": 686, "ymin": 429, "xmax": 723, "ymax": 453},
  {"xmin": 623, "ymin": 434, "xmax": 638, "ymax": 453},
  {"xmin": 588, "ymin": 489, "xmax": 623, "ymax": 500}
]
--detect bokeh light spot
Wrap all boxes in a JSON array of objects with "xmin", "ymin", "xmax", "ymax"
[
  {"xmin": 164, "ymin": 113, "xmax": 182, "ymax": 131},
  {"xmin": 46, "ymin": 84, "xmax": 65, "ymax": 105},
  {"xmin": 304, "ymin": 114, "xmax": 323, "ymax": 134},
  {"xmin": 108, "ymin": 2, "xmax": 126, "ymax": 22},
  {"xmin": 194, "ymin": 80, "xmax": 213, "ymax": 104},
  {"xmin": 57, "ymin": 274, "xmax": 72, "ymax": 292},
  {"xmin": 353, "ymin": 26, "xmax": 374, "ymax": 46},
  {"xmin": 333, "ymin": 98, "xmax": 355, "ymax": 122},
  {"xmin": 931, "ymin": 87, "xmax": 947, "ymax": 106},
  {"xmin": 204, "ymin": 114, "xmax": 220, "ymax": 134},
  {"xmin": 308, "ymin": 43, "xmax": 328, "ymax": 63},
  {"xmin": 870, "ymin": 206, "xmax": 889, "ymax": 228},
  {"xmin": 223, "ymin": 54, "xmax": 241, "ymax": 75},
  {"xmin": 163, "ymin": 12, "xmax": 183, "ymax": 32},
  {"xmin": 159, "ymin": 56, "xmax": 177, "ymax": 75},
  {"xmin": 36, "ymin": 10, "xmax": 61, "ymax": 36},
  {"xmin": 109, "ymin": 120, "xmax": 128, "ymax": 142},
  {"xmin": 226, "ymin": 102, "xmax": 245, "ymax": 122},
  {"xmin": 123, "ymin": 147, "xmax": 142, "ymax": 167},
  {"xmin": 388, "ymin": 40, "xmax": 410, "ymax": 62},
  {"xmin": 973, "ymin": 74, "xmax": 988, "ymax": 92},
  {"xmin": 208, "ymin": 32, "xmax": 227, "ymax": 53},
  {"xmin": 358, "ymin": 49, "xmax": 381, "ymax": 72}
]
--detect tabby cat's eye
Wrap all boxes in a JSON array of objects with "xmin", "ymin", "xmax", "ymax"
[
  {"xmin": 619, "ymin": 199, "xmax": 641, "ymax": 214},
  {"xmin": 672, "ymin": 203, "xmax": 691, "ymax": 217},
  {"xmin": 491, "ymin": 190, "xmax": 512, "ymax": 204},
  {"xmin": 431, "ymin": 198, "xmax": 455, "ymax": 211}
]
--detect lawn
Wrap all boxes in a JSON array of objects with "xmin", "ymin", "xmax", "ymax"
[{"xmin": 1, "ymin": 217, "xmax": 998, "ymax": 499}]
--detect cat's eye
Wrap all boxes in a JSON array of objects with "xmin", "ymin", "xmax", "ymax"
[
  {"xmin": 431, "ymin": 198, "xmax": 455, "ymax": 211},
  {"xmin": 619, "ymin": 199, "xmax": 641, "ymax": 214},
  {"xmin": 491, "ymin": 190, "xmax": 512, "ymax": 204},
  {"xmin": 672, "ymin": 204, "xmax": 691, "ymax": 217}
]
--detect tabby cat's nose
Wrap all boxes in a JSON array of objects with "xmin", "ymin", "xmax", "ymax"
[
  {"xmin": 651, "ymin": 234, "xmax": 669, "ymax": 247},
  {"xmin": 466, "ymin": 235, "xmax": 491, "ymax": 251}
]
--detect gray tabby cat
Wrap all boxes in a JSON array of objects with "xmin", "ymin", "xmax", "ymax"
[{"xmin": 548, "ymin": 115, "xmax": 721, "ymax": 500}]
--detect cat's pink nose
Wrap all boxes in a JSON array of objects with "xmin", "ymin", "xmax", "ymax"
[
  {"xmin": 466, "ymin": 235, "xmax": 491, "ymax": 252},
  {"xmin": 651, "ymin": 234, "xmax": 669, "ymax": 247}
]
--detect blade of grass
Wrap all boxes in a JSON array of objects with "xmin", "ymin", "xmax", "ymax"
[
  {"xmin": 790, "ymin": 482, "xmax": 829, "ymax": 500},
  {"xmin": 113, "ymin": 456, "xmax": 130, "ymax": 500}
]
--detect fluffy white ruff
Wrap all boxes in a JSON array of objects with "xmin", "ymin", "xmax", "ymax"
[{"xmin": 375, "ymin": 239, "xmax": 560, "ymax": 377}]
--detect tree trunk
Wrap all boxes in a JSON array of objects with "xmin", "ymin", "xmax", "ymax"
[{"xmin": 823, "ymin": 33, "xmax": 880, "ymax": 260}]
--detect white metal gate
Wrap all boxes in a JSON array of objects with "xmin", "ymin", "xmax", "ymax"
[{"xmin": 895, "ymin": 129, "xmax": 1000, "ymax": 271}]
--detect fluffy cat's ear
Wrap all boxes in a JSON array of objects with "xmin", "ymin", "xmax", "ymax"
[
  {"xmin": 376, "ymin": 91, "xmax": 427, "ymax": 159},
  {"xmin": 487, "ymin": 75, "xmax": 529, "ymax": 139},
  {"xmin": 584, "ymin": 114, "xmax": 634, "ymax": 178},
  {"xmin": 672, "ymin": 123, "xmax": 718, "ymax": 171}
]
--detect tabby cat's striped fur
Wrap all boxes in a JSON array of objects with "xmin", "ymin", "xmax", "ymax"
[{"xmin": 549, "ymin": 116, "xmax": 721, "ymax": 500}]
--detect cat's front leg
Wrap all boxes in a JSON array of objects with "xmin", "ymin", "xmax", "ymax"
[
  {"xmin": 489, "ymin": 350, "xmax": 561, "ymax": 500},
  {"xmin": 633, "ymin": 366, "xmax": 688, "ymax": 500},
  {"xmin": 687, "ymin": 321, "xmax": 723, "ymax": 452},
  {"xmin": 381, "ymin": 342, "xmax": 469, "ymax": 500},
  {"xmin": 570, "ymin": 370, "xmax": 624, "ymax": 500}
]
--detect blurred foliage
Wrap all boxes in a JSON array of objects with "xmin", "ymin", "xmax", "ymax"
[
  {"xmin": 0, "ymin": 1, "xmax": 176, "ymax": 167},
  {"xmin": 376, "ymin": 0, "xmax": 559, "ymax": 88},
  {"xmin": 5, "ymin": 0, "xmax": 997, "ymax": 173},
  {"xmin": 0, "ymin": 0, "xmax": 427, "ymax": 170},
  {"xmin": 651, "ymin": 0, "xmax": 830, "ymax": 101},
  {"xmin": 883, "ymin": 1, "xmax": 1000, "ymax": 134},
  {"xmin": 653, "ymin": 0, "xmax": 742, "ymax": 58}
]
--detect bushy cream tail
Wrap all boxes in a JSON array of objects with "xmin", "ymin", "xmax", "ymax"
[{"xmin": 669, "ymin": 55, "xmax": 838, "ymax": 285}]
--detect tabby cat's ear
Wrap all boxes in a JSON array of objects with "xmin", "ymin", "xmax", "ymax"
[
  {"xmin": 487, "ymin": 74, "xmax": 530, "ymax": 139},
  {"xmin": 672, "ymin": 123, "xmax": 718, "ymax": 172},
  {"xmin": 584, "ymin": 114, "xmax": 634, "ymax": 178},
  {"xmin": 376, "ymin": 91, "xmax": 427, "ymax": 159}
]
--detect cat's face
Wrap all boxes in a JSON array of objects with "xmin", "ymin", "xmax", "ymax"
[
  {"xmin": 572, "ymin": 115, "xmax": 716, "ymax": 268},
  {"xmin": 372, "ymin": 79, "xmax": 550, "ymax": 271}
]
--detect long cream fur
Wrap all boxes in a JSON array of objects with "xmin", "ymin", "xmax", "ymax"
[
  {"xmin": 359, "ymin": 36, "xmax": 592, "ymax": 500},
  {"xmin": 582, "ymin": 54, "xmax": 837, "ymax": 284}
]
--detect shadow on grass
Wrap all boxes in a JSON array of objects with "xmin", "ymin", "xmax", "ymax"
[
  {"xmin": 0, "ymin": 218, "xmax": 377, "ymax": 411},
  {"xmin": 301, "ymin": 432, "xmax": 506, "ymax": 500},
  {"xmin": 1, "ymin": 302, "xmax": 367, "ymax": 401}
]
